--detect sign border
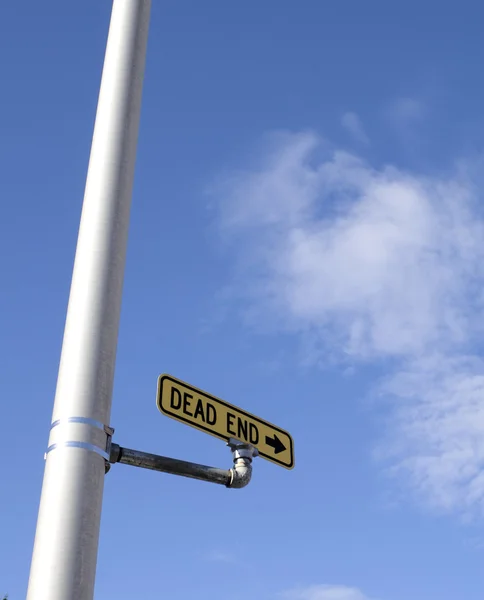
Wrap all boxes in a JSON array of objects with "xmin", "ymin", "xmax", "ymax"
[{"xmin": 156, "ymin": 374, "xmax": 294, "ymax": 469}]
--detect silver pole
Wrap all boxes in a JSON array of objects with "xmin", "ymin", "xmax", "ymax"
[{"xmin": 26, "ymin": 2, "xmax": 151, "ymax": 599}]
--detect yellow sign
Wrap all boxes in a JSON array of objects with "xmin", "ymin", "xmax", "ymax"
[{"xmin": 156, "ymin": 374, "xmax": 294, "ymax": 470}]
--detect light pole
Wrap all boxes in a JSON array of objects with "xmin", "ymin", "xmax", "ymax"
[{"xmin": 26, "ymin": 2, "xmax": 151, "ymax": 598}]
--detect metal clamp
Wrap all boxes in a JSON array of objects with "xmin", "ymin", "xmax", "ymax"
[{"xmin": 45, "ymin": 417, "xmax": 114, "ymax": 464}]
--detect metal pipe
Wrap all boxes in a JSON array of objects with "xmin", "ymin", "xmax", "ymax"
[
  {"xmin": 110, "ymin": 444, "xmax": 232, "ymax": 486},
  {"xmin": 26, "ymin": 3, "xmax": 151, "ymax": 599},
  {"xmin": 109, "ymin": 443, "xmax": 256, "ymax": 489}
]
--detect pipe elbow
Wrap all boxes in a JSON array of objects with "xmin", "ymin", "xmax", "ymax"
[{"xmin": 227, "ymin": 457, "xmax": 252, "ymax": 489}]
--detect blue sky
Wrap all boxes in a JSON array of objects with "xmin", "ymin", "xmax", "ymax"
[{"xmin": 1, "ymin": 1, "xmax": 484, "ymax": 599}]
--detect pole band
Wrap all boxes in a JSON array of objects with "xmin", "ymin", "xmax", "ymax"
[
  {"xmin": 45, "ymin": 441, "xmax": 110, "ymax": 461},
  {"xmin": 45, "ymin": 417, "xmax": 114, "ymax": 461},
  {"xmin": 50, "ymin": 416, "xmax": 109, "ymax": 432}
]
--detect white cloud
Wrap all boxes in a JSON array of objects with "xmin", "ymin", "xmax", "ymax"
[
  {"xmin": 213, "ymin": 131, "xmax": 484, "ymax": 517},
  {"xmin": 216, "ymin": 131, "xmax": 484, "ymax": 361},
  {"xmin": 377, "ymin": 354, "xmax": 484, "ymax": 517},
  {"xmin": 388, "ymin": 97, "xmax": 425, "ymax": 124},
  {"xmin": 282, "ymin": 584, "xmax": 376, "ymax": 600},
  {"xmin": 341, "ymin": 112, "xmax": 370, "ymax": 145}
]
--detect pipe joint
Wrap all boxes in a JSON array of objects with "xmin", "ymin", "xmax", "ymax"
[{"xmin": 226, "ymin": 438, "xmax": 258, "ymax": 489}]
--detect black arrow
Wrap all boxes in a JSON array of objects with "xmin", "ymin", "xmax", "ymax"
[{"xmin": 265, "ymin": 434, "xmax": 286, "ymax": 454}]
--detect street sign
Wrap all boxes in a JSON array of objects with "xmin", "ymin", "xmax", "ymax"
[{"xmin": 156, "ymin": 374, "xmax": 294, "ymax": 469}]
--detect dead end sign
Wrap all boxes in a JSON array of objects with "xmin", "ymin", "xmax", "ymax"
[{"xmin": 156, "ymin": 374, "xmax": 294, "ymax": 470}]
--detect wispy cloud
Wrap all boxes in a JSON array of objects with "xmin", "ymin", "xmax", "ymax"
[
  {"xmin": 384, "ymin": 97, "xmax": 426, "ymax": 150},
  {"xmin": 387, "ymin": 97, "xmax": 425, "ymax": 124},
  {"xmin": 282, "ymin": 584, "xmax": 377, "ymax": 600},
  {"xmin": 377, "ymin": 355, "xmax": 484, "ymax": 517},
  {"xmin": 212, "ymin": 130, "xmax": 484, "ymax": 518},
  {"xmin": 341, "ymin": 112, "xmax": 370, "ymax": 145},
  {"xmin": 205, "ymin": 549, "xmax": 237, "ymax": 564}
]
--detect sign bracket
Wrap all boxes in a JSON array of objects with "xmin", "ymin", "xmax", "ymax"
[{"xmin": 108, "ymin": 438, "xmax": 258, "ymax": 489}]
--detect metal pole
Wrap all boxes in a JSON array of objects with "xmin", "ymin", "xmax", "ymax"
[{"xmin": 27, "ymin": 2, "xmax": 151, "ymax": 599}]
